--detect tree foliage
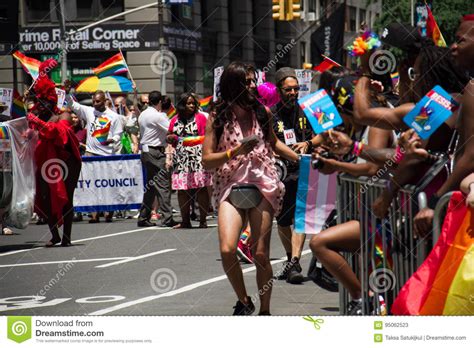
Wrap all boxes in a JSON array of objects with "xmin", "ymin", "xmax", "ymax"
[{"xmin": 370, "ymin": 0, "xmax": 474, "ymax": 44}]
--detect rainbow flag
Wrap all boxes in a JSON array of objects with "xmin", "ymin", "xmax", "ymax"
[
  {"xmin": 392, "ymin": 191, "xmax": 474, "ymax": 315},
  {"xmin": 180, "ymin": 135, "xmax": 204, "ymax": 146},
  {"xmin": 390, "ymin": 72, "xmax": 399, "ymax": 88},
  {"xmin": 199, "ymin": 96, "xmax": 212, "ymax": 111},
  {"xmin": 0, "ymin": 125, "xmax": 10, "ymax": 139},
  {"xmin": 12, "ymin": 51, "xmax": 41, "ymax": 80},
  {"xmin": 294, "ymin": 155, "xmax": 338, "ymax": 234},
  {"xmin": 93, "ymin": 53, "xmax": 128, "ymax": 78},
  {"xmin": 167, "ymin": 104, "xmax": 177, "ymax": 119},
  {"xmin": 11, "ymin": 90, "xmax": 26, "ymax": 119},
  {"xmin": 426, "ymin": 5, "xmax": 447, "ymax": 47},
  {"xmin": 312, "ymin": 55, "xmax": 341, "ymax": 73},
  {"xmin": 91, "ymin": 117, "xmax": 111, "ymax": 145}
]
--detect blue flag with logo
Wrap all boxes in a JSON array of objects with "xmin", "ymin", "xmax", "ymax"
[
  {"xmin": 297, "ymin": 89, "xmax": 343, "ymax": 134},
  {"xmin": 403, "ymin": 85, "xmax": 458, "ymax": 139}
]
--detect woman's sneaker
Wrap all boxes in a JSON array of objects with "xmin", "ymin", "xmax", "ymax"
[
  {"xmin": 237, "ymin": 240, "xmax": 253, "ymax": 264},
  {"xmin": 232, "ymin": 296, "xmax": 255, "ymax": 315}
]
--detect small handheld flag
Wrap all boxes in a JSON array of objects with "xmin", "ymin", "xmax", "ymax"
[
  {"xmin": 12, "ymin": 51, "xmax": 41, "ymax": 80},
  {"xmin": 93, "ymin": 53, "xmax": 128, "ymax": 78}
]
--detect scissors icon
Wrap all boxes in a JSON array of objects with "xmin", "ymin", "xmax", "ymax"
[{"xmin": 303, "ymin": 316, "xmax": 324, "ymax": 330}]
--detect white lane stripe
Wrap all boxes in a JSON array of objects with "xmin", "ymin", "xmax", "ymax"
[
  {"xmin": 95, "ymin": 249, "xmax": 176, "ymax": 268},
  {"xmin": 0, "ymin": 227, "xmax": 162, "ymax": 257},
  {"xmin": 0, "ymin": 224, "xmax": 218, "ymax": 258},
  {"xmin": 0, "ymin": 257, "xmax": 128, "ymax": 268},
  {"xmin": 88, "ymin": 249, "xmax": 312, "ymax": 316}
]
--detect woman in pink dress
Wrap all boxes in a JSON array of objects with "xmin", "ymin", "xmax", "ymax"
[
  {"xmin": 168, "ymin": 93, "xmax": 212, "ymax": 228},
  {"xmin": 202, "ymin": 62, "xmax": 299, "ymax": 315}
]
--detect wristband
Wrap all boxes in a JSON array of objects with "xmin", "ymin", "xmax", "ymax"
[
  {"xmin": 427, "ymin": 194, "xmax": 440, "ymax": 210},
  {"xmin": 226, "ymin": 149, "xmax": 232, "ymax": 160},
  {"xmin": 352, "ymin": 141, "xmax": 363, "ymax": 156},
  {"xmin": 394, "ymin": 145, "xmax": 405, "ymax": 164}
]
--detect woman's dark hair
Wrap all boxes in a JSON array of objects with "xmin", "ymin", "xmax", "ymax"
[
  {"xmin": 161, "ymin": 95, "xmax": 172, "ymax": 111},
  {"xmin": 318, "ymin": 66, "xmax": 350, "ymax": 94},
  {"xmin": 213, "ymin": 61, "xmax": 269, "ymax": 141},
  {"xmin": 176, "ymin": 92, "xmax": 199, "ymax": 118},
  {"xmin": 415, "ymin": 46, "xmax": 469, "ymax": 97}
]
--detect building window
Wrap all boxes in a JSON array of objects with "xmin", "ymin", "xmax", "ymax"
[
  {"xmin": 227, "ymin": 0, "xmax": 234, "ymax": 33},
  {"xmin": 26, "ymin": 0, "xmax": 124, "ymax": 23},
  {"xmin": 360, "ymin": 9, "xmax": 366, "ymax": 26},
  {"xmin": 349, "ymin": 6, "xmax": 357, "ymax": 32},
  {"xmin": 200, "ymin": 0, "xmax": 208, "ymax": 27},
  {"xmin": 25, "ymin": 0, "xmax": 51, "ymax": 22}
]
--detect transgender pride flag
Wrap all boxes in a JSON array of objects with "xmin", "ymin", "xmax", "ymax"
[{"xmin": 294, "ymin": 155, "xmax": 337, "ymax": 234}]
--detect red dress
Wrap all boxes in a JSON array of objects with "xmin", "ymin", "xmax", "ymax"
[{"xmin": 28, "ymin": 114, "xmax": 82, "ymax": 226}]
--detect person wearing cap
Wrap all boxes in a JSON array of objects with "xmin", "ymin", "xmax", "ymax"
[
  {"xmin": 414, "ymin": 14, "xmax": 474, "ymax": 237},
  {"xmin": 271, "ymin": 67, "xmax": 314, "ymax": 284}
]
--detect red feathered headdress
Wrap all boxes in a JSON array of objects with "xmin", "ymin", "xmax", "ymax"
[{"xmin": 33, "ymin": 58, "xmax": 60, "ymax": 114}]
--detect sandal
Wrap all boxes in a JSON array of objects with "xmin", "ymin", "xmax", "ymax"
[{"xmin": 2, "ymin": 227, "xmax": 13, "ymax": 235}]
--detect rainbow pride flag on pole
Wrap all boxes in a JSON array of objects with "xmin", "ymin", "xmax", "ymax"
[
  {"xmin": 426, "ymin": 5, "xmax": 447, "ymax": 47},
  {"xmin": 199, "ymin": 96, "xmax": 212, "ymax": 111},
  {"xmin": 12, "ymin": 51, "xmax": 41, "ymax": 80},
  {"xmin": 294, "ymin": 155, "xmax": 338, "ymax": 234},
  {"xmin": 312, "ymin": 55, "xmax": 342, "ymax": 73},
  {"xmin": 167, "ymin": 104, "xmax": 177, "ymax": 119},
  {"xmin": 392, "ymin": 191, "xmax": 474, "ymax": 315},
  {"xmin": 93, "ymin": 53, "xmax": 128, "ymax": 78}
]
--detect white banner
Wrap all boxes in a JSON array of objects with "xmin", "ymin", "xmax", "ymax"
[
  {"xmin": 213, "ymin": 66, "xmax": 224, "ymax": 102},
  {"xmin": 73, "ymin": 155, "xmax": 144, "ymax": 212},
  {"xmin": 295, "ymin": 69, "xmax": 313, "ymax": 98},
  {"xmin": 0, "ymin": 88, "xmax": 13, "ymax": 117},
  {"xmin": 55, "ymin": 88, "xmax": 66, "ymax": 110}
]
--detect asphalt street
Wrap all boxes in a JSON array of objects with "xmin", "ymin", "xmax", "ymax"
[{"xmin": 0, "ymin": 214, "xmax": 338, "ymax": 316}]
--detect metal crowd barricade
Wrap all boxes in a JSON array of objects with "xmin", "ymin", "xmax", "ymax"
[{"xmin": 336, "ymin": 154, "xmax": 449, "ymax": 315}]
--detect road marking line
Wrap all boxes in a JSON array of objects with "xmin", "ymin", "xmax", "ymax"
[
  {"xmin": 88, "ymin": 249, "xmax": 312, "ymax": 315},
  {"xmin": 0, "ymin": 227, "xmax": 163, "ymax": 257},
  {"xmin": 95, "ymin": 249, "xmax": 176, "ymax": 268},
  {"xmin": 0, "ymin": 257, "xmax": 127, "ymax": 268}
]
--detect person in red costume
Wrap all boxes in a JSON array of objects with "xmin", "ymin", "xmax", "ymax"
[{"xmin": 27, "ymin": 59, "xmax": 82, "ymax": 247}]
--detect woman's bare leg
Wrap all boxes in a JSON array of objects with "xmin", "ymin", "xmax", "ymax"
[
  {"xmin": 310, "ymin": 220, "xmax": 361, "ymax": 299},
  {"xmin": 248, "ymin": 198, "xmax": 274, "ymax": 314},
  {"xmin": 217, "ymin": 200, "xmax": 249, "ymax": 304}
]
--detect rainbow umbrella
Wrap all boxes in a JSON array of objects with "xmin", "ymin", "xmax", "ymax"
[{"xmin": 76, "ymin": 75, "xmax": 133, "ymax": 93}]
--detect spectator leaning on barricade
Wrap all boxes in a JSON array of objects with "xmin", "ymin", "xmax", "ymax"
[
  {"xmin": 65, "ymin": 81, "xmax": 123, "ymax": 223},
  {"xmin": 137, "ymin": 90, "xmax": 178, "ymax": 228},
  {"xmin": 413, "ymin": 14, "xmax": 474, "ymax": 237},
  {"xmin": 270, "ymin": 67, "xmax": 314, "ymax": 284}
]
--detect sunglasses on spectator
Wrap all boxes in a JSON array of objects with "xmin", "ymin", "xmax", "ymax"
[
  {"xmin": 245, "ymin": 78, "xmax": 257, "ymax": 86},
  {"xmin": 281, "ymin": 86, "xmax": 300, "ymax": 92}
]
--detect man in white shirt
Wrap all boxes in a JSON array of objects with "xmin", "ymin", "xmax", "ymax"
[
  {"xmin": 138, "ymin": 90, "xmax": 177, "ymax": 227},
  {"xmin": 65, "ymin": 88, "xmax": 123, "ymax": 222}
]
